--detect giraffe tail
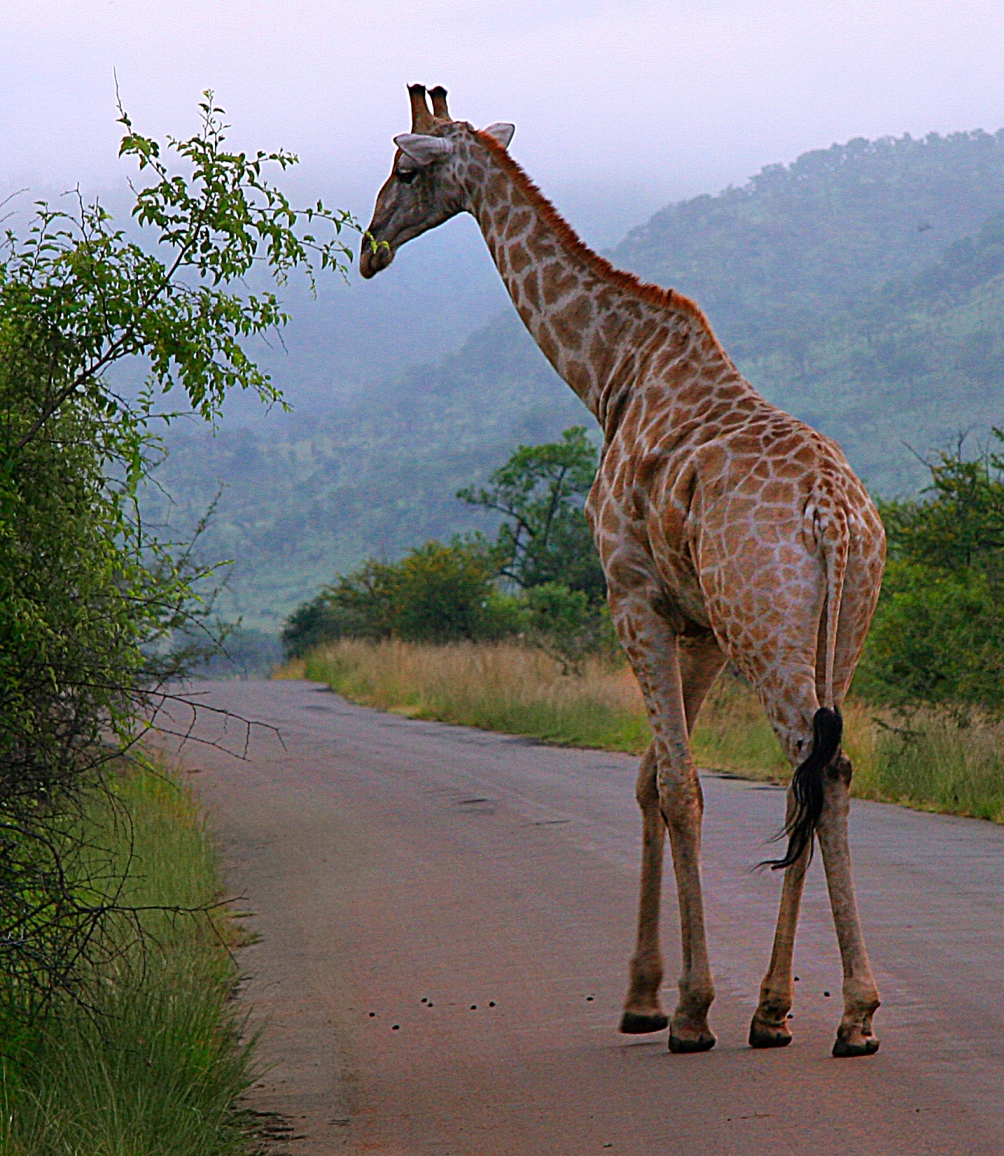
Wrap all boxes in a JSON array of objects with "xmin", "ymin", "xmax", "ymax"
[
  {"xmin": 766, "ymin": 505, "xmax": 849, "ymax": 870},
  {"xmin": 766, "ymin": 707, "xmax": 843, "ymax": 869}
]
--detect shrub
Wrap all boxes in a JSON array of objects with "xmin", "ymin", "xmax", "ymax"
[
  {"xmin": 0, "ymin": 95, "xmax": 352, "ymax": 1010},
  {"xmin": 282, "ymin": 538, "xmax": 507, "ymax": 654},
  {"xmin": 523, "ymin": 581, "xmax": 609, "ymax": 673},
  {"xmin": 855, "ymin": 561, "xmax": 1004, "ymax": 716},
  {"xmin": 858, "ymin": 432, "xmax": 1004, "ymax": 719}
]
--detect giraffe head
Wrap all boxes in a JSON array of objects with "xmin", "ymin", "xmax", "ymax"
[{"xmin": 359, "ymin": 84, "xmax": 515, "ymax": 278}]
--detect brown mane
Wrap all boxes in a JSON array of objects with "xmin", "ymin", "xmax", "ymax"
[{"xmin": 471, "ymin": 126, "xmax": 719, "ymax": 340}]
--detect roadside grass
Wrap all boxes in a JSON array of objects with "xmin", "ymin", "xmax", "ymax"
[
  {"xmin": 0, "ymin": 764, "xmax": 256, "ymax": 1156},
  {"xmin": 281, "ymin": 639, "xmax": 1004, "ymax": 823},
  {"xmin": 284, "ymin": 639, "xmax": 651, "ymax": 752},
  {"xmin": 858, "ymin": 713, "xmax": 1004, "ymax": 821}
]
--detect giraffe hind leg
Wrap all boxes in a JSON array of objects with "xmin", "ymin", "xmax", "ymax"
[
  {"xmin": 751, "ymin": 686, "xmax": 843, "ymax": 1049},
  {"xmin": 749, "ymin": 786, "xmax": 810, "ymax": 1049},
  {"xmin": 751, "ymin": 705, "xmax": 880, "ymax": 1056},
  {"xmin": 818, "ymin": 754, "xmax": 881, "ymax": 1057}
]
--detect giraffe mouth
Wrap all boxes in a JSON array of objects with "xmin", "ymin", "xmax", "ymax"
[{"xmin": 359, "ymin": 239, "xmax": 395, "ymax": 279}]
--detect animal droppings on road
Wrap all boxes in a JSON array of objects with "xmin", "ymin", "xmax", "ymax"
[
  {"xmin": 368, "ymin": 1011, "xmax": 376, "ymax": 1017},
  {"xmin": 489, "ymin": 1001, "xmax": 496, "ymax": 1007},
  {"xmin": 824, "ymin": 991, "xmax": 831, "ymax": 997},
  {"xmin": 470, "ymin": 1004, "xmax": 477, "ymax": 1010},
  {"xmin": 392, "ymin": 1024, "xmax": 400, "ymax": 1030},
  {"xmin": 586, "ymin": 996, "xmax": 594, "ymax": 1002}
]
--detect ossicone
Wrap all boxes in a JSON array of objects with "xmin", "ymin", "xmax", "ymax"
[
  {"xmin": 408, "ymin": 84, "xmax": 434, "ymax": 133},
  {"xmin": 429, "ymin": 86, "xmax": 450, "ymax": 119}
]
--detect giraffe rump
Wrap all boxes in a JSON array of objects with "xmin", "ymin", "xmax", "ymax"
[{"xmin": 766, "ymin": 706, "xmax": 844, "ymax": 870}]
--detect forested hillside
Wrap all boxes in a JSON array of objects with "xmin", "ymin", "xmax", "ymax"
[
  {"xmin": 150, "ymin": 315, "xmax": 584, "ymax": 628},
  {"xmin": 152, "ymin": 129, "xmax": 1004, "ymax": 628},
  {"xmin": 613, "ymin": 130, "xmax": 1004, "ymax": 489}
]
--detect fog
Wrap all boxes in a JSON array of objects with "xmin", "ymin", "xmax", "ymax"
[
  {"xmin": 7, "ymin": 0, "xmax": 1004, "ymax": 237},
  {"xmin": 9, "ymin": 0, "xmax": 1004, "ymax": 422}
]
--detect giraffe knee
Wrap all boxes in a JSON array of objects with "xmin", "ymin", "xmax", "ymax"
[
  {"xmin": 658, "ymin": 782, "xmax": 704, "ymax": 831},
  {"xmin": 635, "ymin": 747, "xmax": 658, "ymax": 809}
]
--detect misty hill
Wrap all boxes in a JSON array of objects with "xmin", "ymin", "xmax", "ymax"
[
  {"xmin": 151, "ymin": 314, "xmax": 583, "ymax": 628},
  {"xmin": 613, "ymin": 129, "xmax": 1004, "ymax": 360},
  {"xmin": 153, "ymin": 129, "xmax": 1004, "ymax": 628}
]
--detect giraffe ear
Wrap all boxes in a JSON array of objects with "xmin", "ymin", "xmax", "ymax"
[
  {"xmin": 482, "ymin": 123, "xmax": 515, "ymax": 149},
  {"xmin": 393, "ymin": 133, "xmax": 455, "ymax": 166}
]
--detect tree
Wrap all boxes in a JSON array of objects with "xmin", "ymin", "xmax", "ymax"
[
  {"xmin": 457, "ymin": 426, "xmax": 605, "ymax": 601},
  {"xmin": 282, "ymin": 539, "xmax": 511, "ymax": 654},
  {"xmin": 856, "ymin": 432, "xmax": 1004, "ymax": 717},
  {"xmin": 0, "ymin": 94, "xmax": 354, "ymax": 1012},
  {"xmin": 879, "ymin": 435, "xmax": 1004, "ymax": 577}
]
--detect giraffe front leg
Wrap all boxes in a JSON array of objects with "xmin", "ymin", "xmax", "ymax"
[
  {"xmin": 620, "ymin": 745, "xmax": 670, "ymax": 1035},
  {"xmin": 620, "ymin": 636, "xmax": 725, "ymax": 1037},
  {"xmin": 818, "ymin": 755, "xmax": 881, "ymax": 1057},
  {"xmin": 750, "ymin": 798, "xmax": 809, "ymax": 1049},
  {"xmin": 608, "ymin": 589, "xmax": 716, "ymax": 1052}
]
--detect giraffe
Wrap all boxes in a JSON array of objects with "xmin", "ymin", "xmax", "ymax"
[{"xmin": 360, "ymin": 85, "xmax": 886, "ymax": 1058}]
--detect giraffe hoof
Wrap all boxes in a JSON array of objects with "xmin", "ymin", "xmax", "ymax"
[
  {"xmin": 748, "ymin": 1015, "xmax": 792, "ymax": 1049},
  {"xmin": 832, "ymin": 1034, "xmax": 880, "ymax": 1058},
  {"xmin": 619, "ymin": 1010, "xmax": 669, "ymax": 1034},
  {"xmin": 668, "ymin": 1024, "xmax": 716, "ymax": 1053}
]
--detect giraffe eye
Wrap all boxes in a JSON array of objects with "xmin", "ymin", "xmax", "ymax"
[{"xmin": 397, "ymin": 168, "xmax": 418, "ymax": 185}]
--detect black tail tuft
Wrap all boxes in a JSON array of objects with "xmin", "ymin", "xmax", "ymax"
[{"xmin": 765, "ymin": 707, "xmax": 843, "ymax": 871}]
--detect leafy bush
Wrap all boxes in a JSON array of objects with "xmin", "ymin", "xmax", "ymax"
[
  {"xmin": 522, "ymin": 582, "xmax": 618, "ymax": 673},
  {"xmin": 856, "ymin": 562, "xmax": 1003, "ymax": 716},
  {"xmin": 282, "ymin": 538, "xmax": 508, "ymax": 654},
  {"xmin": 391, "ymin": 540, "xmax": 499, "ymax": 642},
  {"xmin": 0, "ymin": 95, "xmax": 352, "ymax": 1011},
  {"xmin": 857, "ymin": 432, "xmax": 1004, "ymax": 718}
]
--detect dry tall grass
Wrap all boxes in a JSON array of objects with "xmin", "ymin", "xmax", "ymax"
[
  {"xmin": 286, "ymin": 639, "xmax": 651, "ymax": 752},
  {"xmin": 280, "ymin": 639, "xmax": 1004, "ymax": 822}
]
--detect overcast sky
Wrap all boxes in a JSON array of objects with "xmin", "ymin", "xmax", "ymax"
[{"xmin": 7, "ymin": 0, "xmax": 1004, "ymax": 243}]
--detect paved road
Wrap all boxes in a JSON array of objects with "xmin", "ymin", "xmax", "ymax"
[{"xmin": 162, "ymin": 679, "xmax": 1004, "ymax": 1155}]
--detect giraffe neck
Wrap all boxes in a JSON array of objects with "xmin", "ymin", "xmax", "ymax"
[{"xmin": 457, "ymin": 136, "xmax": 738, "ymax": 434}]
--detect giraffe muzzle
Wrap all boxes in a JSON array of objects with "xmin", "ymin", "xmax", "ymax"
[{"xmin": 359, "ymin": 239, "xmax": 395, "ymax": 279}]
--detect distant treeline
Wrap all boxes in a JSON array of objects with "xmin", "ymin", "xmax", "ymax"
[
  {"xmin": 285, "ymin": 427, "xmax": 1004, "ymax": 721},
  {"xmin": 282, "ymin": 429, "xmax": 612, "ymax": 674}
]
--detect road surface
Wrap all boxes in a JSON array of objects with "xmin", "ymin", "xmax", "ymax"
[{"xmin": 161, "ymin": 679, "xmax": 1004, "ymax": 1155}]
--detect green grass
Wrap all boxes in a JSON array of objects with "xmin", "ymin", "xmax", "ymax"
[
  {"xmin": 285, "ymin": 639, "xmax": 1004, "ymax": 824},
  {"xmin": 0, "ymin": 765, "xmax": 256, "ymax": 1156},
  {"xmin": 689, "ymin": 675, "xmax": 790, "ymax": 779},
  {"xmin": 860, "ymin": 714, "xmax": 1004, "ymax": 821}
]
